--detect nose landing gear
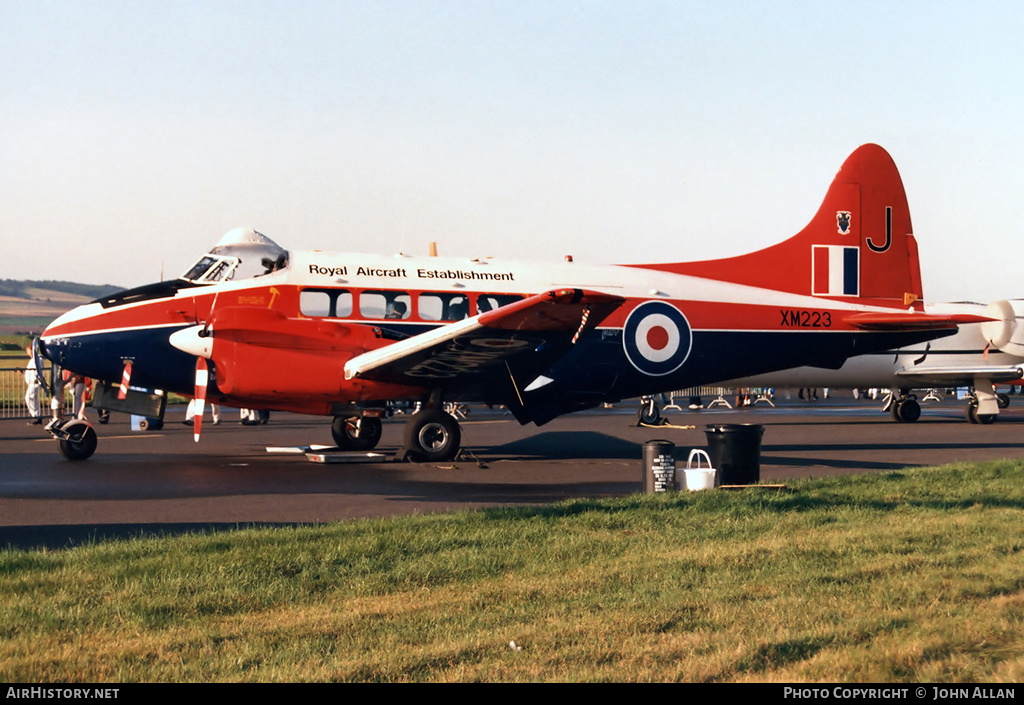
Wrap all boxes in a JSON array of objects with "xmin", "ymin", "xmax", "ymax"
[{"xmin": 48, "ymin": 418, "xmax": 98, "ymax": 461}]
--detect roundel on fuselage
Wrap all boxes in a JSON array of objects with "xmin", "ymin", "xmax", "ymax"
[{"xmin": 622, "ymin": 301, "xmax": 692, "ymax": 376}]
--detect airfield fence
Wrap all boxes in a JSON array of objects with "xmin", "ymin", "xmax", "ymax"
[
  {"xmin": 664, "ymin": 387, "xmax": 774, "ymax": 409},
  {"xmin": 0, "ymin": 364, "xmax": 77, "ymax": 419}
]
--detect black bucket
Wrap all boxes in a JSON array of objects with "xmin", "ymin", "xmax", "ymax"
[{"xmin": 704, "ymin": 424, "xmax": 764, "ymax": 485}]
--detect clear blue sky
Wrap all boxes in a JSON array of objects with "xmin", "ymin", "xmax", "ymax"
[{"xmin": 2, "ymin": 0, "xmax": 1021, "ymax": 303}]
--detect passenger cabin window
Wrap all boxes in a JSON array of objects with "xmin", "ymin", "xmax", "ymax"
[
  {"xmin": 361, "ymin": 290, "xmax": 411, "ymax": 320},
  {"xmin": 300, "ymin": 289, "xmax": 353, "ymax": 318},
  {"xmin": 477, "ymin": 294, "xmax": 523, "ymax": 312},
  {"xmin": 419, "ymin": 293, "xmax": 470, "ymax": 321}
]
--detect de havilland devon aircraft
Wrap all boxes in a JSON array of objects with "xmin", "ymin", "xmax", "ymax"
[
  {"xmin": 718, "ymin": 300, "xmax": 1024, "ymax": 424},
  {"xmin": 38, "ymin": 144, "xmax": 985, "ymax": 461}
]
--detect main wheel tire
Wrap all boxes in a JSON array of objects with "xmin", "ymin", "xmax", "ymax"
[
  {"xmin": 403, "ymin": 409, "xmax": 461, "ymax": 462},
  {"xmin": 57, "ymin": 419, "xmax": 98, "ymax": 461},
  {"xmin": 894, "ymin": 398, "xmax": 921, "ymax": 423},
  {"xmin": 331, "ymin": 415, "xmax": 383, "ymax": 451},
  {"xmin": 966, "ymin": 401, "xmax": 996, "ymax": 425}
]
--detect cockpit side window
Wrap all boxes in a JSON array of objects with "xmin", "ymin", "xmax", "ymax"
[{"xmin": 260, "ymin": 252, "xmax": 289, "ymax": 275}]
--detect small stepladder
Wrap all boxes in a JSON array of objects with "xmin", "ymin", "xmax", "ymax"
[{"xmin": 706, "ymin": 388, "xmax": 733, "ymax": 409}]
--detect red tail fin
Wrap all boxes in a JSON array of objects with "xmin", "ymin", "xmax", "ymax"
[{"xmin": 636, "ymin": 144, "xmax": 924, "ymax": 310}]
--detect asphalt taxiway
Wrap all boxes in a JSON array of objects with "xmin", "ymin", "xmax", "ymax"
[{"xmin": 3, "ymin": 392, "xmax": 1024, "ymax": 548}]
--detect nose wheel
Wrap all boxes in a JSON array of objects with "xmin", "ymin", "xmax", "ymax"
[
  {"xmin": 403, "ymin": 409, "xmax": 461, "ymax": 462},
  {"xmin": 50, "ymin": 419, "xmax": 98, "ymax": 461}
]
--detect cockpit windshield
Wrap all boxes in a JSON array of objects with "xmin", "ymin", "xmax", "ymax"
[
  {"xmin": 182, "ymin": 255, "xmax": 238, "ymax": 283},
  {"xmin": 181, "ymin": 227, "xmax": 289, "ymax": 284}
]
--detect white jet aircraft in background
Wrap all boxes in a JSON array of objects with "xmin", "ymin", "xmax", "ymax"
[{"xmin": 718, "ymin": 300, "xmax": 1024, "ymax": 423}]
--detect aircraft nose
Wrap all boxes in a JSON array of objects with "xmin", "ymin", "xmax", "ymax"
[
  {"xmin": 36, "ymin": 337, "xmax": 51, "ymax": 361},
  {"xmin": 36, "ymin": 333, "xmax": 67, "ymax": 367}
]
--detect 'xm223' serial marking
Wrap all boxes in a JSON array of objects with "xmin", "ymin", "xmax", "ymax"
[{"xmin": 780, "ymin": 310, "xmax": 832, "ymax": 328}]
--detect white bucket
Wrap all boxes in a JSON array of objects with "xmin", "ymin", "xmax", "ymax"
[{"xmin": 683, "ymin": 449, "xmax": 716, "ymax": 491}]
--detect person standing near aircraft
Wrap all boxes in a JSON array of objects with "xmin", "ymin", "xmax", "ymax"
[
  {"xmin": 62, "ymin": 369, "xmax": 89, "ymax": 420},
  {"xmin": 24, "ymin": 344, "xmax": 42, "ymax": 424},
  {"xmin": 240, "ymin": 408, "xmax": 269, "ymax": 425},
  {"xmin": 184, "ymin": 399, "xmax": 220, "ymax": 426}
]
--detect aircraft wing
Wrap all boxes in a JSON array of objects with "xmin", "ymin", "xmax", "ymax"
[
  {"xmin": 344, "ymin": 288, "xmax": 624, "ymax": 395},
  {"xmin": 894, "ymin": 365, "xmax": 1024, "ymax": 387}
]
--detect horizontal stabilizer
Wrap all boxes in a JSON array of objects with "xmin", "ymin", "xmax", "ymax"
[
  {"xmin": 844, "ymin": 311, "xmax": 992, "ymax": 332},
  {"xmin": 894, "ymin": 365, "xmax": 1024, "ymax": 386}
]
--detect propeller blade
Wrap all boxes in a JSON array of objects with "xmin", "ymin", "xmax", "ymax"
[{"xmin": 193, "ymin": 358, "xmax": 208, "ymax": 443}]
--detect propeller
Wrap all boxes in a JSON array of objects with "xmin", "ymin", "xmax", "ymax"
[
  {"xmin": 192, "ymin": 357, "xmax": 208, "ymax": 443},
  {"xmin": 117, "ymin": 360, "xmax": 133, "ymax": 400},
  {"xmin": 192, "ymin": 291, "xmax": 218, "ymax": 443},
  {"xmin": 169, "ymin": 292, "xmax": 220, "ymax": 442}
]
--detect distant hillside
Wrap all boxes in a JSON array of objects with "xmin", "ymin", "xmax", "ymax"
[
  {"xmin": 0, "ymin": 279, "xmax": 123, "ymax": 301},
  {"xmin": 0, "ymin": 280, "xmax": 125, "ymax": 335}
]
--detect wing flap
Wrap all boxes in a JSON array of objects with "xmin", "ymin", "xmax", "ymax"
[{"xmin": 344, "ymin": 288, "xmax": 624, "ymax": 385}]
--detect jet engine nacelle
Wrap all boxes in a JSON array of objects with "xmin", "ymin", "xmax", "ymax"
[{"xmin": 981, "ymin": 299, "xmax": 1024, "ymax": 357}]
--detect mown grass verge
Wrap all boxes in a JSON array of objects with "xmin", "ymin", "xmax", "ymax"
[{"xmin": 2, "ymin": 460, "xmax": 1023, "ymax": 682}]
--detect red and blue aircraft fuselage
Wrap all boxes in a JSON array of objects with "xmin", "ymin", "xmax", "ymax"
[{"xmin": 38, "ymin": 144, "xmax": 976, "ymax": 460}]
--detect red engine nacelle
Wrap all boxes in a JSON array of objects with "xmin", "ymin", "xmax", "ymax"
[{"xmin": 206, "ymin": 307, "xmax": 422, "ymax": 405}]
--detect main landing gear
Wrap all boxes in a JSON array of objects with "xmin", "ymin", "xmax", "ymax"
[
  {"xmin": 331, "ymin": 407, "xmax": 463, "ymax": 462},
  {"xmin": 886, "ymin": 386, "xmax": 1008, "ymax": 424},
  {"xmin": 964, "ymin": 390, "xmax": 1008, "ymax": 425},
  {"xmin": 402, "ymin": 408, "xmax": 461, "ymax": 462},
  {"xmin": 331, "ymin": 414, "xmax": 384, "ymax": 451},
  {"xmin": 965, "ymin": 398, "xmax": 997, "ymax": 425},
  {"xmin": 887, "ymin": 392, "xmax": 921, "ymax": 423}
]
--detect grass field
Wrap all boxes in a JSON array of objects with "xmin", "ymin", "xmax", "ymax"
[{"xmin": 1, "ymin": 460, "xmax": 1022, "ymax": 682}]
